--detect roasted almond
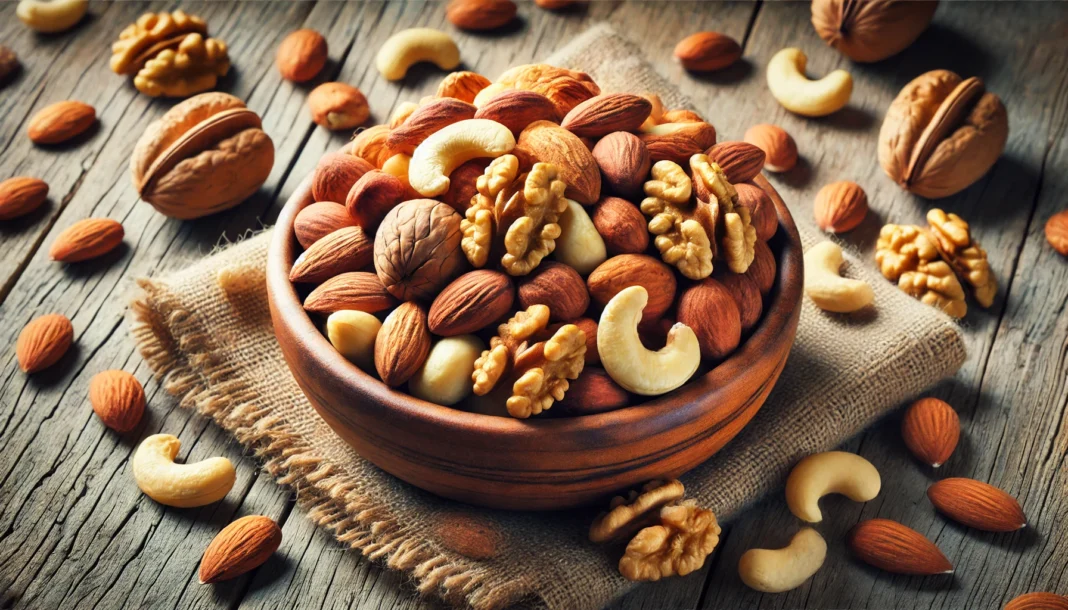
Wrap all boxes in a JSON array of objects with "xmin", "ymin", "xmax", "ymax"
[
  {"xmin": 705, "ymin": 141, "xmax": 766, "ymax": 183},
  {"xmin": 276, "ymin": 29, "xmax": 328, "ymax": 83},
  {"xmin": 515, "ymin": 120, "xmax": 601, "ymax": 204},
  {"xmin": 517, "ymin": 262, "xmax": 589, "ymax": 322},
  {"xmin": 445, "ymin": 0, "xmax": 517, "ymax": 31},
  {"xmin": 927, "ymin": 478, "xmax": 1026, "ymax": 532},
  {"xmin": 735, "ymin": 181, "xmax": 777, "ymax": 242},
  {"xmin": 591, "ymin": 132, "xmax": 650, "ymax": 200},
  {"xmin": 561, "ymin": 93, "xmax": 652, "ymax": 139},
  {"xmin": 199, "ymin": 515, "xmax": 282, "ymax": 584},
  {"xmin": 901, "ymin": 397, "xmax": 959, "ymax": 468},
  {"xmin": 436, "ymin": 71, "xmax": 492, "ymax": 103},
  {"xmin": 0, "ymin": 176, "xmax": 49, "ymax": 221},
  {"xmin": 814, "ymin": 180, "xmax": 868, "ymax": 233},
  {"xmin": 375, "ymin": 302, "xmax": 431, "ymax": 387},
  {"xmin": 441, "ymin": 158, "xmax": 490, "ymax": 212},
  {"xmin": 747, "ymin": 238, "xmax": 777, "ymax": 296},
  {"xmin": 347, "ymin": 124, "xmax": 391, "ymax": 168},
  {"xmin": 304, "ymin": 271, "xmax": 398, "ymax": 315},
  {"xmin": 50, "ymin": 218, "xmax": 124, "ymax": 263},
  {"xmin": 289, "ymin": 226, "xmax": 373, "ymax": 284},
  {"xmin": 677, "ymin": 278, "xmax": 742, "ymax": 359},
  {"xmin": 474, "ymin": 90, "xmax": 560, "ymax": 137},
  {"xmin": 557, "ymin": 367, "xmax": 629, "ymax": 415},
  {"xmin": 587, "ymin": 254, "xmax": 676, "ymax": 322},
  {"xmin": 428, "ymin": 270, "xmax": 515, "ymax": 336},
  {"xmin": 294, "ymin": 201, "xmax": 357, "ymax": 249},
  {"xmin": 312, "ymin": 152, "xmax": 374, "ymax": 204},
  {"xmin": 639, "ymin": 121, "xmax": 717, "ymax": 165},
  {"xmin": 848, "ymin": 518, "xmax": 953, "ymax": 575},
  {"xmin": 387, "ymin": 98, "xmax": 477, "ymax": 155},
  {"xmin": 744, "ymin": 123, "xmax": 798, "ymax": 173},
  {"xmin": 345, "ymin": 170, "xmax": 415, "ymax": 231},
  {"xmin": 674, "ymin": 32, "xmax": 742, "ymax": 72},
  {"xmin": 592, "ymin": 196, "xmax": 648, "ymax": 255},
  {"xmin": 16, "ymin": 313, "xmax": 73, "ymax": 373},
  {"xmin": 89, "ymin": 370, "xmax": 145, "ymax": 433},
  {"xmin": 28, "ymin": 100, "xmax": 96, "ymax": 145},
  {"xmin": 1004, "ymin": 592, "xmax": 1068, "ymax": 610},
  {"xmin": 716, "ymin": 272, "xmax": 763, "ymax": 333}
]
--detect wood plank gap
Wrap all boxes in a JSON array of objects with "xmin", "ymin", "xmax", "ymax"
[{"xmin": 739, "ymin": 0, "xmax": 763, "ymax": 50}]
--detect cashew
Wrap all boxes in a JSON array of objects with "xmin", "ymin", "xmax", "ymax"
[
  {"xmin": 326, "ymin": 310, "xmax": 381, "ymax": 371},
  {"xmin": 597, "ymin": 286, "xmax": 700, "ymax": 396},
  {"xmin": 16, "ymin": 0, "xmax": 88, "ymax": 33},
  {"xmin": 473, "ymin": 82, "xmax": 510, "ymax": 108},
  {"xmin": 375, "ymin": 28, "xmax": 460, "ymax": 81},
  {"xmin": 803, "ymin": 241, "xmax": 874, "ymax": 313},
  {"xmin": 785, "ymin": 451, "xmax": 881, "ymax": 523},
  {"xmin": 382, "ymin": 153, "xmax": 412, "ymax": 189},
  {"xmin": 409, "ymin": 119, "xmax": 515, "ymax": 197},
  {"xmin": 766, "ymin": 48, "xmax": 852, "ymax": 117},
  {"xmin": 132, "ymin": 434, "xmax": 236, "ymax": 508},
  {"xmin": 555, "ymin": 199, "xmax": 607, "ymax": 275},
  {"xmin": 738, "ymin": 528, "xmax": 827, "ymax": 593},
  {"xmin": 409, "ymin": 335, "xmax": 485, "ymax": 406}
]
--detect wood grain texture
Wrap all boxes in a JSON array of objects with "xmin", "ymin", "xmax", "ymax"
[{"xmin": 0, "ymin": 1, "xmax": 1064, "ymax": 609}]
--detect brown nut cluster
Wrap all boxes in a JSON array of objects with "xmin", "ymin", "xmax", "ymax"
[{"xmin": 110, "ymin": 11, "xmax": 230, "ymax": 98}]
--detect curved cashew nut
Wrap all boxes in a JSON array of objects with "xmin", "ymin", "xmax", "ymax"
[
  {"xmin": 132, "ymin": 434, "xmax": 236, "ymax": 508},
  {"xmin": 597, "ymin": 286, "xmax": 700, "ymax": 396},
  {"xmin": 738, "ymin": 528, "xmax": 827, "ymax": 593},
  {"xmin": 16, "ymin": 0, "xmax": 88, "ymax": 33},
  {"xmin": 803, "ymin": 241, "xmax": 874, "ymax": 313},
  {"xmin": 785, "ymin": 451, "xmax": 881, "ymax": 523},
  {"xmin": 409, "ymin": 119, "xmax": 515, "ymax": 197},
  {"xmin": 375, "ymin": 28, "xmax": 460, "ymax": 81},
  {"xmin": 766, "ymin": 48, "xmax": 852, "ymax": 117},
  {"xmin": 555, "ymin": 199, "xmax": 607, "ymax": 275}
]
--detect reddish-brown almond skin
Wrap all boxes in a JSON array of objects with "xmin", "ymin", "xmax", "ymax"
[
  {"xmin": 1004, "ymin": 592, "xmax": 1068, "ymax": 610},
  {"xmin": 901, "ymin": 397, "xmax": 960, "ymax": 467},
  {"xmin": 591, "ymin": 132, "xmax": 651, "ymax": 200},
  {"xmin": 674, "ymin": 32, "xmax": 742, "ymax": 72},
  {"xmin": 276, "ymin": 29, "xmax": 328, "ymax": 83},
  {"xmin": 587, "ymin": 254, "xmax": 676, "ymax": 322},
  {"xmin": 814, "ymin": 180, "xmax": 868, "ymax": 233},
  {"xmin": 705, "ymin": 141, "xmax": 766, "ymax": 183},
  {"xmin": 677, "ymin": 278, "xmax": 742, "ymax": 360},
  {"xmin": 716, "ymin": 272, "xmax": 763, "ymax": 333},
  {"xmin": 849, "ymin": 519, "xmax": 953, "ymax": 575},
  {"xmin": 746, "ymin": 239, "xmax": 777, "ymax": 296},
  {"xmin": 560, "ymin": 93, "xmax": 652, "ymax": 138},
  {"xmin": 517, "ymin": 262, "xmax": 589, "ymax": 322},
  {"xmin": 592, "ymin": 196, "xmax": 649, "ymax": 255},
  {"xmin": 1046, "ymin": 210, "xmax": 1068, "ymax": 256},
  {"xmin": 743, "ymin": 123, "xmax": 798, "ymax": 173},
  {"xmin": 199, "ymin": 515, "xmax": 282, "ymax": 584},
  {"xmin": 16, "ymin": 313, "xmax": 73, "ymax": 373},
  {"xmin": 927, "ymin": 478, "xmax": 1027, "ymax": 532},
  {"xmin": 428, "ymin": 270, "xmax": 515, "ymax": 336},
  {"xmin": 303, "ymin": 271, "xmax": 398, "ymax": 315},
  {"xmin": 474, "ymin": 90, "xmax": 560, "ymax": 137},
  {"xmin": 735, "ymin": 182, "xmax": 777, "ymax": 242},
  {"xmin": 0, "ymin": 176, "xmax": 49, "ymax": 221},
  {"xmin": 345, "ymin": 170, "xmax": 415, "ymax": 232},
  {"xmin": 289, "ymin": 226, "xmax": 373, "ymax": 284},
  {"xmin": 311, "ymin": 152, "xmax": 374, "ymax": 205},
  {"xmin": 556, "ymin": 367, "xmax": 629, "ymax": 415},
  {"xmin": 387, "ymin": 99, "xmax": 477, "ymax": 154},
  {"xmin": 374, "ymin": 302, "xmax": 431, "ymax": 387},
  {"xmin": 445, "ymin": 0, "xmax": 517, "ymax": 31},
  {"xmin": 89, "ymin": 370, "xmax": 145, "ymax": 433},
  {"xmin": 294, "ymin": 201, "xmax": 356, "ymax": 250},
  {"xmin": 27, "ymin": 100, "xmax": 96, "ymax": 144},
  {"xmin": 49, "ymin": 218, "xmax": 124, "ymax": 262}
]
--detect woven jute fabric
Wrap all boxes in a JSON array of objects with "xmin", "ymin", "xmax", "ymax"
[{"xmin": 129, "ymin": 24, "xmax": 966, "ymax": 610}]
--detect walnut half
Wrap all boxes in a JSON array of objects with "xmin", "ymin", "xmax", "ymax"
[
  {"xmin": 926, "ymin": 209, "xmax": 997, "ymax": 308},
  {"xmin": 619, "ymin": 500, "xmax": 722, "ymax": 582}
]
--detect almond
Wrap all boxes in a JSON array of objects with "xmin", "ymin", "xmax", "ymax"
[
  {"xmin": 515, "ymin": 120, "xmax": 601, "ymax": 204},
  {"xmin": 674, "ymin": 32, "xmax": 742, "ymax": 72},
  {"xmin": 474, "ymin": 90, "xmax": 560, "ymax": 137},
  {"xmin": 557, "ymin": 368, "xmax": 629, "ymax": 415},
  {"xmin": 308, "ymin": 82, "xmax": 369, "ymax": 131},
  {"xmin": 746, "ymin": 238, "xmax": 777, "ymax": 296},
  {"xmin": 561, "ymin": 93, "xmax": 652, "ymax": 139},
  {"xmin": 901, "ymin": 397, "xmax": 959, "ymax": 468},
  {"xmin": 294, "ymin": 201, "xmax": 357, "ymax": 249},
  {"xmin": 347, "ymin": 124, "xmax": 391, "ymax": 168},
  {"xmin": 199, "ymin": 515, "xmax": 282, "ymax": 584},
  {"xmin": 16, "ymin": 313, "xmax": 73, "ymax": 373},
  {"xmin": 276, "ymin": 29, "xmax": 328, "ymax": 83},
  {"xmin": 814, "ymin": 180, "xmax": 868, "ymax": 233},
  {"xmin": 375, "ymin": 302, "xmax": 431, "ymax": 387},
  {"xmin": 49, "ymin": 218, "xmax": 124, "ymax": 263},
  {"xmin": 592, "ymin": 196, "xmax": 648, "ymax": 255},
  {"xmin": 289, "ymin": 226, "xmax": 373, "ymax": 284},
  {"xmin": 387, "ymin": 98, "xmax": 477, "ymax": 155},
  {"xmin": 441, "ymin": 158, "xmax": 490, "ymax": 212},
  {"xmin": 677, "ymin": 278, "xmax": 742, "ymax": 359},
  {"xmin": 735, "ymin": 182, "xmax": 777, "ymax": 242},
  {"xmin": 639, "ymin": 121, "xmax": 716, "ymax": 165},
  {"xmin": 743, "ymin": 123, "xmax": 798, "ymax": 173},
  {"xmin": 591, "ymin": 132, "xmax": 650, "ymax": 200},
  {"xmin": 304, "ymin": 271, "xmax": 398, "ymax": 315},
  {"xmin": 534, "ymin": 0, "xmax": 574, "ymax": 8},
  {"xmin": 716, "ymin": 272, "xmax": 763, "ymax": 333},
  {"xmin": 517, "ymin": 262, "xmax": 589, "ymax": 322},
  {"xmin": 1004, "ymin": 592, "xmax": 1068, "ymax": 610},
  {"xmin": 345, "ymin": 170, "xmax": 415, "ymax": 231},
  {"xmin": 445, "ymin": 0, "xmax": 517, "ymax": 31},
  {"xmin": 311, "ymin": 152, "xmax": 374, "ymax": 205},
  {"xmin": 436, "ymin": 71, "xmax": 492, "ymax": 104},
  {"xmin": 27, "ymin": 100, "xmax": 96, "ymax": 145},
  {"xmin": 587, "ymin": 254, "xmax": 676, "ymax": 322},
  {"xmin": 428, "ymin": 270, "xmax": 514, "ymax": 336},
  {"xmin": 1045, "ymin": 210, "xmax": 1068, "ymax": 256},
  {"xmin": 89, "ymin": 370, "xmax": 145, "ymax": 433},
  {"xmin": 927, "ymin": 478, "xmax": 1026, "ymax": 532},
  {"xmin": 848, "ymin": 518, "xmax": 953, "ymax": 575},
  {"xmin": 705, "ymin": 141, "xmax": 766, "ymax": 183},
  {"xmin": 0, "ymin": 176, "xmax": 49, "ymax": 221}
]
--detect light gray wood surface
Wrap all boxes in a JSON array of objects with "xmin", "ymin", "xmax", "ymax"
[{"xmin": 1, "ymin": 2, "xmax": 1066, "ymax": 609}]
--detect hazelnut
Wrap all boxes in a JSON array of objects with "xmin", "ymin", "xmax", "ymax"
[
  {"xmin": 677, "ymin": 278, "xmax": 742, "ymax": 360},
  {"xmin": 308, "ymin": 82, "xmax": 370, "ymax": 130},
  {"xmin": 591, "ymin": 132, "xmax": 651, "ymax": 200},
  {"xmin": 813, "ymin": 181, "xmax": 868, "ymax": 233},
  {"xmin": 556, "ymin": 368, "xmax": 629, "ymax": 415},
  {"xmin": 592, "ymin": 196, "xmax": 649, "ymax": 255},
  {"xmin": 311, "ymin": 152, "xmax": 374, "ymax": 205},
  {"xmin": 517, "ymin": 262, "xmax": 590, "ymax": 322},
  {"xmin": 735, "ymin": 182, "xmax": 777, "ymax": 242},
  {"xmin": 746, "ymin": 239, "xmax": 777, "ymax": 296},
  {"xmin": 1047, "ymin": 210, "xmax": 1068, "ymax": 256},
  {"xmin": 374, "ymin": 199, "xmax": 465, "ymax": 301},
  {"xmin": 743, "ymin": 124, "xmax": 798, "ymax": 173},
  {"xmin": 276, "ymin": 29, "xmax": 328, "ymax": 83},
  {"xmin": 587, "ymin": 254, "xmax": 676, "ymax": 323},
  {"xmin": 716, "ymin": 272, "xmax": 763, "ymax": 333},
  {"xmin": 345, "ymin": 170, "xmax": 414, "ymax": 232}
]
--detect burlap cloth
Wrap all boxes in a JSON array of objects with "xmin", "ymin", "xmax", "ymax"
[{"xmin": 129, "ymin": 25, "xmax": 966, "ymax": 610}]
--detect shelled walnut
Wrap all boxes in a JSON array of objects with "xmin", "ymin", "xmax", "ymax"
[
  {"xmin": 640, "ymin": 160, "xmax": 713, "ymax": 280},
  {"xmin": 926, "ymin": 209, "xmax": 996, "ymax": 308},
  {"xmin": 619, "ymin": 500, "xmax": 721, "ymax": 581},
  {"xmin": 589, "ymin": 480, "xmax": 685, "ymax": 543},
  {"xmin": 874, "ymin": 224, "xmax": 939, "ymax": 281},
  {"xmin": 110, "ymin": 11, "xmax": 229, "ymax": 98},
  {"xmin": 691, "ymin": 154, "xmax": 756, "ymax": 274},
  {"xmin": 899, "ymin": 261, "xmax": 967, "ymax": 318}
]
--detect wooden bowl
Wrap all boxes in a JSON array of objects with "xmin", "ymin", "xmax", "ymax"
[{"xmin": 267, "ymin": 175, "xmax": 803, "ymax": 510}]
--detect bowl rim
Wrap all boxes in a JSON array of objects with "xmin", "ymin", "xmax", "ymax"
[{"xmin": 267, "ymin": 173, "xmax": 804, "ymax": 445}]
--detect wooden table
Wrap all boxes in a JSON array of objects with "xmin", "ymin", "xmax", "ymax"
[{"xmin": 1, "ymin": 2, "xmax": 1066, "ymax": 609}]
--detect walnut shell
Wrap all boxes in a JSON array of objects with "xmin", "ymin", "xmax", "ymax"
[
  {"xmin": 811, "ymin": 0, "xmax": 938, "ymax": 63},
  {"xmin": 130, "ymin": 92, "xmax": 274, "ymax": 219},
  {"xmin": 374, "ymin": 199, "xmax": 466, "ymax": 301},
  {"xmin": 878, "ymin": 70, "xmax": 1007, "ymax": 199}
]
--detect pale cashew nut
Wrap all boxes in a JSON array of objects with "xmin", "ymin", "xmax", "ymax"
[
  {"xmin": 409, "ymin": 119, "xmax": 515, "ymax": 197},
  {"xmin": 473, "ymin": 82, "xmax": 511, "ymax": 108},
  {"xmin": 409, "ymin": 335, "xmax": 486, "ymax": 406},
  {"xmin": 598, "ymin": 286, "xmax": 700, "ymax": 396},
  {"xmin": 766, "ymin": 48, "xmax": 853, "ymax": 117},
  {"xmin": 554, "ymin": 199, "xmax": 607, "ymax": 275},
  {"xmin": 785, "ymin": 451, "xmax": 881, "ymax": 523},
  {"xmin": 375, "ymin": 28, "xmax": 460, "ymax": 81},
  {"xmin": 381, "ymin": 153, "xmax": 412, "ymax": 189},
  {"xmin": 738, "ymin": 528, "xmax": 827, "ymax": 593},
  {"xmin": 132, "ymin": 434, "xmax": 236, "ymax": 508},
  {"xmin": 16, "ymin": 0, "xmax": 88, "ymax": 33},
  {"xmin": 803, "ymin": 241, "xmax": 874, "ymax": 313},
  {"xmin": 326, "ymin": 310, "xmax": 382, "ymax": 371}
]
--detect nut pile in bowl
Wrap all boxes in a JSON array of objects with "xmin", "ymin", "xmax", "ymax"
[{"xmin": 287, "ymin": 64, "xmax": 779, "ymax": 419}]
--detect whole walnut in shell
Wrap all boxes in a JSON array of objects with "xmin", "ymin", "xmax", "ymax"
[
  {"xmin": 374, "ymin": 199, "xmax": 466, "ymax": 301},
  {"xmin": 811, "ymin": 0, "xmax": 939, "ymax": 63}
]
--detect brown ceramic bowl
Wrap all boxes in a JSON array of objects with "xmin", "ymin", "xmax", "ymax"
[{"xmin": 267, "ymin": 174, "xmax": 803, "ymax": 510}]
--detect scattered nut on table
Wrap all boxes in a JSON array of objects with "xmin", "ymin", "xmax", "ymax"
[
  {"xmin": 308, "ymin": 82, "xmax": 369, "ymax": 130},
  {"xmin": 276, "ymin": 28, "xmax": 328, "ymax": 83},
  {"xmin": 766, "ymin": 48, "xmax": 852, "ymax": 117},
  {"xmin": 199, "ymin": 515, "xmax": 282, "ymax": 584},
  {"xmin": 375, "ymin": 28, "xmax": 460, "ymax": 81},
  {"xmin": 674, "ymin": 32, "xmax": 742, "ymax": 73},
  {"xmin": 811, "ymin": 0, "xmax": 937, "ymax": 63},
  {"xmin": 16, "ymin": 0, "xmax": 87, "ymax": 33},
  {"xmin": 110, "ymin": 11, "xmax": 229, "ymax": 98},
  {"xmin": 738, "ymin": 528, "xmax": 827, "ymax": 593},
  {"xmin": 803, "ymin": 241, "xmax": 874, "ymax": 313},
  {"xmin": 813, "ymin": 181, "xmax": 868, "ymax": 234},
  {"xmin": 785, "ymin": 451, "xmax": 881, "ymax": 523},
  {"xmin": 132, "ymin": 434, "xmax": 236, "ymax": 507}
]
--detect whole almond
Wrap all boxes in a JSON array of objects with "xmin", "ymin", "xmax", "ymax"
[
  {"xmin": 16, "ymin": 313, "xmax": 73, "ymax": 373},
  {"xmin": 639, "ymin": 121, "xmax": 717, "ymax": 165},
  {"xmin": 347, "ymin": 124, "xmax": 391, "ymax": 168},
  {"xmin": 428, "ymin": 270, "xmax": 515, "ymax": 336},
  {"xmin": 294, "ymin": 201, "xmax": 357, "ymax": 249},
  {"xmin": 0, "ymin": 176, "xmax": 49, "ymax": 221},
  {"xmin": 716, "ymin": 272, "xmax": 763, "ymax": 333},
  {"xmin": 515, "ymin": 120, "xmax": 601, "ymax": 205},
  {"xmin": 28, "ymin": 100, "xmax": 96, "ymax": 144},
  {"xmin": 474, "ymin": 90, "xmax": 560, "ymax": 137},
  {"xmin": 89, "ymin": 370, "xmax": 145, "ymax": 433},
  {"xmin": 561, "ymin": 93, "xmax": 652, "ymax": 139},
  {"xmin": 677, "ymin": 278, "xmax": 742, "ymax": 359},
  {"xmin": 517, "ymin": 262, "xmax": 589, "ymax": 322},
  {"xmin": 1004, "ymin": 592, "xmax": 1068, "ymax": 610},
  {"xmin": 50, "ymin": 218, "xmax": 124, "ymax": 263},
  {"xmin": 375, "ymin": 302, "xmax": 431, "ymax": 387},
  {"xmin": 445, "ymin": 0, "xmax": 517, "ymax": 31},
  {"xmin": 814, "ymin": 180, "xmax": 868, "ymax": 233},
  {"xmin": 441, "ymin": 158, "xmax": 490, "ymax": 211},
  {"xmin": 735, "ymin": 181, "xmax": 777, "ymax": 242},
  {"xmin": 848, "ymin": 518, "xmax": 953, "ymax": 575},
  {"xmin": 199, "ymin": 515, "xmax": 282, "ymax": 584},
  {"xmin": 746, "ymin": 239, "xmax": 777, "ymax": 296},
  {"xmin": 927, "ymin": 478, "xmax": 1026, "ymax": 532},
  {"xmin": 436, "ymin": 71, "xmax": 492, "ymax": 103},
  {"xmin": 308, "ymin": 82, "xmax": 369, "ymax": 130},
  {"xmin": 674, "ymin": 32, "xmax": 742, "ymax": 72},
  {"xmin": 346, "ymin": 170, "xmax": 415, "ymax": 231},
  {"xmin": 901, "ymin": 397, "xmax": 959, "ymax": 468},
  {"xmin": 587, "ymin": 254, "xmax": 676, "ymax": 322},
  {"xmin": 705, "ymin": 141, "xmax": 766, "ymax": 183},
  {"xmin": 304, "ymin": 271, "xmax": 398, "ymax": 315},
  {"xmin": 591, "ymin": 132, "xmax": 650, "ymax": 200},
  {"xmin": 557, "ymin": 368, "xmax": 629, "ymax": 415},
  {"xmin": 312, "ymin": 152, "xmax": 374, "ymax": 205},
  {"xmin": 1045, "ymin": 210, "xmax": 1068, "ymax": 256},
  {"xmin": 592, "ymin": 196, "xmax": 648, "ymax": 255},
  {"xmin": 743, "ymin": 124, "xmax": 798, "ymax": 173},
  {"xmin": 387, "ymin": 98, "xmax": 477, "ymax": 155},
  {"xmin": 289, "ymin": 226, "xmax": 373, "ymax": 284},
  {"xmin": 276, "ymin": 29, "xmax": 328, "ymax": 83}
]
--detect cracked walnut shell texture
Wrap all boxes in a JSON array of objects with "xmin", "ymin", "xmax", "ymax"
[{"xmin": 374, "ymin": 199, "xmax": 466, "ymax": 302}]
